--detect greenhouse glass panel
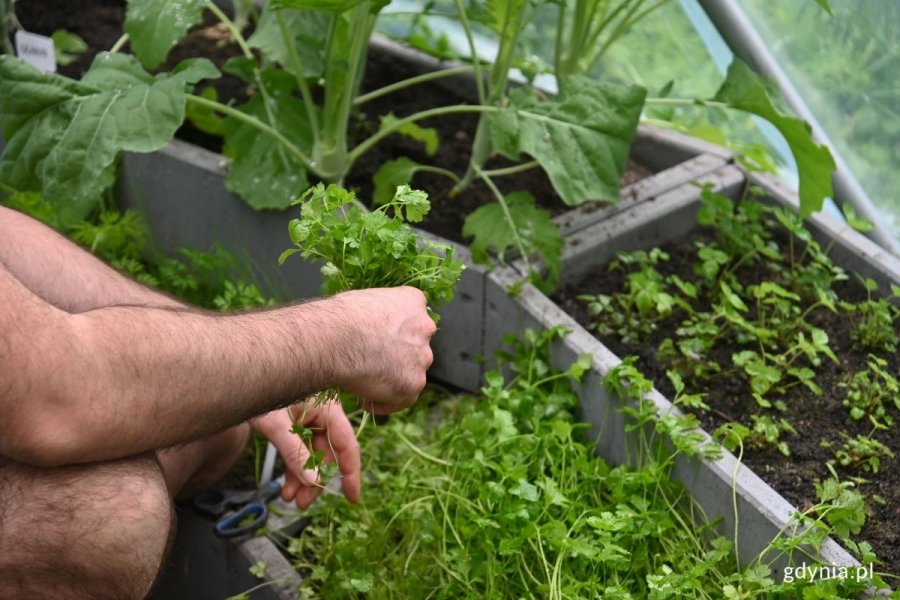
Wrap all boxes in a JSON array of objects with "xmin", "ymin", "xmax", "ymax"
[{"xmin": 736, "ymin": 0, "xmax": 900, "ymax": 239}]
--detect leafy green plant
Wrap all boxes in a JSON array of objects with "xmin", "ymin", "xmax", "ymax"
[
  {"xmin": 829, "ymin": 433, "xmax": 895, "ymax": 474},
  {"xmin": 848, "ymin": 277, "xmax": 899, "ymax": 352},
  {"xmin": 279, "ymin": 183, "xmax": 463, "ymax": 311},
  {"xmin": 0, "ymin": 0, "xmax": 837, "ymax": 295},
  {"xmin": 279, "ymin": 183, "xmax": 462, "ymax": 468},
  {"xmin": 579, "ymin": 248, "xmax": 678, "ymax": 343},
  {"xmin": 1, "ymin": 186, "xmax": 276, "ymax": 311},
  {"xmin": 841, "ymin": 355, "xmax": 900, "ymax": 428},
  {"xmin": 285, "ymin": 327, "xmax": 884, "ymax": 598},
  {"xmin": 577, "ymin": 186, "xmax": 897, "ymax": 465}
]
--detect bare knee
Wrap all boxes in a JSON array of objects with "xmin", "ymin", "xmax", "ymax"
[{"xmin": 0, "ymin": 453, "xmax": 173, "ymax": 600}]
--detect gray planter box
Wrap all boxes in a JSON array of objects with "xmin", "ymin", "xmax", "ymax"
[{"xmin": 483, "ymin": 162, "xmax": 900, "ymax": 578}]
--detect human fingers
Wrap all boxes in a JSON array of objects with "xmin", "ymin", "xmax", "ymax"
[
  {"xmin": 252, "ymin": 408, "xmax": 318, "ymax": 501},
  {"xmin": 308, "ymin": 402, "xmax": 362, "ymax": 503},
  {"xmin": 340, "ymin": 287, "xmax": 435, "ymax": 413}
]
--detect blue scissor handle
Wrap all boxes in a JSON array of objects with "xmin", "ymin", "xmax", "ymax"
[
  {"xmin": 214, "ymin": 503, "xmax": 268, "ymax": 538},
  {"xmin": 194, "ymin": 480, "xmax": 282, "ymax": 519}
]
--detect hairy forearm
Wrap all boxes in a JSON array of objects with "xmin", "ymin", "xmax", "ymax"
[
  {"xmin": 0, "ymin": 205, "xmax": 183, "ymax": 312},
  {"xmin": 1, "ymin": 208, "xmax": 436, "ymax": 466},
  {"xmin": 3, "ymin": 292, "xmax": 354, "ymax": 466}
]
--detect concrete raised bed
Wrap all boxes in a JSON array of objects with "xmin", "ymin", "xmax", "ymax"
[{"xmin": 482, "ymin": 162, "xmax": 900, "ymax": 578}]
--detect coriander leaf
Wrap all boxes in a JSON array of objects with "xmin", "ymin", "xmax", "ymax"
[
  {"xmin": 492, "ymin": 76, "xmax": 645, "ymax": 205},
  {"xmin": 221, "ymin": 70, "xmax": 313, "ymax": 210},
  {"xmin": 713, "ymin": 59, "xmax": 835, "ymax": 217},
  {"xmin": 249, "ymin": 560, "xmax": 267, "ymax": 579},
  {"xmin": 283, "ymin": 183, "xmax": 462, "ymax": 310},
  {"xmin": 248, "ymin": 6, "xmax": 328, "ymax": 78},
  {"xmin": 463, "ymin": 192, "xmax": 563, "ymax": 291},
  {"xmin": 372, "ymin": 157, "xmax": 423, "ymax": 206},
  {"xmin": 391, "ymin": 185, "xmax": 430, "ymax": 223},
  {"xmin": 124, "ymin": 0, "xmax": 206, "ymax": 69},
  {"xmin": 509, "ymin": 479, "xmax": 539, "ymax": 502}
]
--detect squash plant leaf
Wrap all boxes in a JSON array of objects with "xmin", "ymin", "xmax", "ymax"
[
  {"xmin": 0, "ymin": 53, "xmax": 216, "ymax": 225},
  {"xmin": 463, "ymin": 192, "xmax": 563, "ymax": 291},
  {"xmin": 221, "ymin": 70, "xmax": 314, "ymax": 210},
  {"xmin": 248, "ymin": 5, "xmax": 328, "ymax": 78},
  {"xmin": 124, "ymin": 0, "xmax": 206, "ymax": 69},
  {"xmin": 713, "ymin": 59, "xmax": 835, "ymax": 217},
  {"xmin": 372, "ymin": 157, "xmax": 422, "ymax": 206},
  {"xmin": 491, "ymin": 76, "xmax": 645, "ymax": 206}
]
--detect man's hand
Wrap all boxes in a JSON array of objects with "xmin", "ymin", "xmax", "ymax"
[
  {"xmin": 251, "ymin": 399, "xmax": 361, "ymax": 508},
  {"xmin": 334, "ymin": 287, "xmax": 437, "ymax": 414}
]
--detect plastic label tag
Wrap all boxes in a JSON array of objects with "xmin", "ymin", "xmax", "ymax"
[{"xmin": 15, "ymin": 30, "xmax": 57, "ymax": 73}]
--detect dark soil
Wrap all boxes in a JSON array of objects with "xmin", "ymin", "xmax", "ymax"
[
  {"xmin": 346, "ymin": 48, "xmax": 653, "ymax": 242},
  {"xmin": 554, "ymin": 227, "xmax": 900, "ymax": 578},
  {"xmin": 9, "ymin": 0, "xmax": 653, "ymax": 244}
]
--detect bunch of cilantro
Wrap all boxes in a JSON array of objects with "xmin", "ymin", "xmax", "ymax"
[{"xmin": 280, "ymin": 183, "xmax": 463, "ymax": 317}]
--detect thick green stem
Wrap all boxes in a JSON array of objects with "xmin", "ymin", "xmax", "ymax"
[
  {"xmin": 476, "ymin": 165, "xmax": 534, "ymax": 278},
  {"xmin": 186, "ymin": 94, "xmax": 313, "ymax": 167},
  {"xmin": 644, "ymin": 97, "xmax": 730, "ymax": 109},
  {"xmin": 275, "ymin": 9, "xmax": 320, "ymax": 141},
  {"xmin": 481, "ymin": 160, "xmax": 539, "ymax": 178},
  {"xmin": 451, "ymin": 1, "xmax": 532, "ymax": 196},
  {"xmin": 354, "ymin": 66, "xmax": 475, "ymax": 106},
  {"xmin": 316, "ymin": 3, "xmax": 378, "ymax": 180},
  {"xmin": 453, "ymin": 0, "xmax": 486, "ymax": 104},
  {"xmin": 109, "ymin": 33, "xmax": 129, "ymax": 53},
  {"xmin": 205, "ymin": 1, "xmax": 254, "ymax": 59},
  {"xmin": 347, "ymin": 104, "xmax": 494, "ymax": 165}
]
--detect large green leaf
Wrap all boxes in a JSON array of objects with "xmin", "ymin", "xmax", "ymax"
[
  {"xmin": 221, "ymin": 70, "xmax": 314, "ymax": 210},
  {"xmin": 713, "ymin": 60, "xmax": 835, "ymax": 217},
  {"xmin": 247, "ymin": 6, "xmax": 328, "ymax": 77},
  {"xmin": 463, "ymin": 191, "xmax": 563, "ymax": 291},
  {"xmin": 0, "ymin": 54, "xmax": 213, "ymax": 225},
  {"xmin": 125, "ymin": 0, "xmax": 206, "ymax": 69},
  {"xmin": 491, "ymin": 76, "xmax": 645, "ymax": 206}
]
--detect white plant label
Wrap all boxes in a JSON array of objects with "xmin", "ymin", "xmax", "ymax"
[{"xmin": 15, "ymin": 30, "xmax": 57, "ymax": 73}]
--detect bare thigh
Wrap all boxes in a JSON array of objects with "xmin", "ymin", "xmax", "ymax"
[{"xmin": 0, "ymin": 453, "xmax": 173, "ymax": 600}]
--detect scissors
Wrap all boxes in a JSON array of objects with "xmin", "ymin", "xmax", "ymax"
[{"xmin": 193, "ymin": 479, "xmax": 282, "ymax": 538}]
